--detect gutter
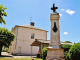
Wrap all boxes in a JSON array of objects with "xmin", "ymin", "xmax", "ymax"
[
  {"xmin": 15, "ymin": 25, "xmax": 48, "ymax": 32},
  {"xmin": 15, "ymin": 27, "xmax": 18, "ymax": 49}
]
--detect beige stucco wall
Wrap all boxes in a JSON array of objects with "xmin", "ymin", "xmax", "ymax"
[
  {"xmin": 8, "ymin": 27, "xmax": 16, "ymax": 54},
  {"xmin": 15, "ymin": 40, "xmax": 39, "ymax": 55},
  {"xmin": 17, "ymin": 27, "xmax": 47, "ymax": 40},
  {"xmin": 9, "ymin": 26, "xmax": 47, "ymax": 55}
]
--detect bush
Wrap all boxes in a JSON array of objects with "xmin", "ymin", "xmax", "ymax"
[
  {"xmin": 69, "ymin": 43, "xmax": 80, "ymax": 60},
  {"xmin": 42, "ymin": 47, "xmax": 47, "ymax": 60},
  {"xmin": 61, "ymin": 44, "xmax": 72, "ymax": 52},
  {"xmin": 61, "ymin": 44, "xmax": 72, "ymax": 60},
  {"xmin": 64, "ymin": 51, "xmax": 70, "ymax": 60},
  {"xmin": 2, "ymin": 48, "xmax": 8, "ymax": 52}
]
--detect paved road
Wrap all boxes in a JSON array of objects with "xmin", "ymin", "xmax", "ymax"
[{"xmin": 0, "ymin": 52, "xmax": 36, "ymax": 58}]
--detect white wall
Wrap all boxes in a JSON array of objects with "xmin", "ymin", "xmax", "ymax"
[
  {"xmin": 8, "ymin": 28, "xmax": 16, "ymax": 54},
  {"xmin": 14, "ymin": 27, "xmax": 47, "ymax": 55},
  {"xmin": 15, "ymin": 41, "xmax": 39, "ymax": 55},
  {"xmin": 17, "ymin": 27, "xmax": 47, "ymax": 40}
]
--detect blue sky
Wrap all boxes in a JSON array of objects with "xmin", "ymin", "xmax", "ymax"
[{"xmin": 0, "ymin": 0, "xmax": 80, "ymax": 43}]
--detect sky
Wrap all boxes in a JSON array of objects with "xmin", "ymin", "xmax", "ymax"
[{"xmin": 0, "ymin": 0, "xmax": 80, "ymax": 43}]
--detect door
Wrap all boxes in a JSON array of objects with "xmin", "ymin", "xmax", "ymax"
[{"xmin": 18, "ymin": 47, "xmax": 21, "ymax": 54}]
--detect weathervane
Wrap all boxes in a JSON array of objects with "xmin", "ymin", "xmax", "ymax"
[
  {"xmin": 30, "ymin": 17, "xmax": 32, "ymax": 22},
  {"xmin": 51, "ymin": 3, "xmax": 58, "ymax": 12}
]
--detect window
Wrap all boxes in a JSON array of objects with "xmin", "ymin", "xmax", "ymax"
[{"xmin": 31, "ymin": 33, "xmax": 34, "ymax": 39}]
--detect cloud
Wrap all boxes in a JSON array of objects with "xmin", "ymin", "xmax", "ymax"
[
  {"xmin": 59, "ymin": 14, "xmax": 62, "ymax": 16},
  {"xmin": 66, "ymin": 9, "xmax": 75, "ymax": 15},
  {"xmin": 60, "ymin": 9, "xmax": 75, "ymax": 15},
  {"xmin": 64, "ymin": 32, "xmax": 68, "ymax": 35},
  {"xmin": 61, "ymin": 9, "xmax": 65, "ymax": 11}
]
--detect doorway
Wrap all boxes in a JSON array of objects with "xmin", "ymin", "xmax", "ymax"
[{"xmin": 18, "ymin": 47, "xmax": 21, "ymax": 54}]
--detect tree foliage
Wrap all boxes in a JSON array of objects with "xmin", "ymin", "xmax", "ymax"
[
  {"xmin": 0, "ymin": 4, "xmax": 7, "ymax": 25},
  {"xmin": 42, "ymin": 47, "xmax": 47, "ymax": 60},
  {"xmin": 61, "ymin": 44, "xmax": 72, "ymax": 48},
  {"xmin": 69, "ymin": 43, "xmax": 80, "ymax": 60},
  {"xmin": 61, "ymin": 44, "xmax": 72, "ymax": 52},
  {"xmin": 0, "ymin": 27, "xmax": 15, "ymax": 56},
  {"xmin": 65, "ymin": 41, "xmax": 72, "ymax": 43},
  {"xmin": 0, "ymin": 27, "xmax": 15, "ymax": 47},
  {"xmin": 64, "ymin": 51, "xmax": 70, "ymax": 60},
  {"xmin": 2, "ymin": 48, "xmax": 8, "ymax": 52}
]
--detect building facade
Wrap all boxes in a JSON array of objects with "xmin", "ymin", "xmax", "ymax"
[{"xmin": 9, "ymin": 23, "xmax": 48, "ymax": 55}]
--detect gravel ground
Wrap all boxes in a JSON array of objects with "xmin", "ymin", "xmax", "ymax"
[{"xmin": 0, "ymin": 52, "xmax": 37, "ymax": 58}]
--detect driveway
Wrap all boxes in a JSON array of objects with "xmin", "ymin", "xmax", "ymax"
[{"xmin": 0, "ymin": 52, "xmax": 36, "ymax": 58}]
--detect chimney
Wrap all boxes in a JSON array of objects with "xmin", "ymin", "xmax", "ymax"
[{"xmin": 30, "ymin": 22, "xmax": 35, "ymax": 26}]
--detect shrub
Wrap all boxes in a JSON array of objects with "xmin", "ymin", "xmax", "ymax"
[
  {"xmin": 2, "ymin": 48, "xmax": 8, "ymax": 52},
  {"xmin": 64, "ymin": 51, "xmax": 70, "ymax": 60},
  {"xmin": 61, "ymin": 44, "xmax": 72, "ymax": 52},
  {"xmin": 42, "ymin": 47, "xmax": 47, "ymax": 60},
  {"xmin": 69, "ymin": 43, "xmax": 80, "ymax": 60}
]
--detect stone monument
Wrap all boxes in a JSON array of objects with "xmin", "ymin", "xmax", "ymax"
[{"xmin": 46, "ymin": 3, "xmax": 65, "ymax": 60}]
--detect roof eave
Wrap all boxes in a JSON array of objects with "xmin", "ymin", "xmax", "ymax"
[{"xmin": 15, "ymin": 25, "xmax": 48, "ymax": 32}]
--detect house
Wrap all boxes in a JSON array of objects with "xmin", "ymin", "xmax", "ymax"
[{"xmin": 8, "ymin": 22, "xmax": 48, "ymax": 55}]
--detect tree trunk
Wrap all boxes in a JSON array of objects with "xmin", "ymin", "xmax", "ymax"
[{"xmin": 0, "ymin": 45, "xmax": 2, "ymax": 56}]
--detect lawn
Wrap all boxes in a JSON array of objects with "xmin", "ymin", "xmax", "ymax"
[{"xmin": 0, "ymin": 58, "xmax": 42, "ymax": 60}]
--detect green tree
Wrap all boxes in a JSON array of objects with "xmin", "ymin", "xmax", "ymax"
[
  {"xmin": 69, "ymin": 43, "xmax": 80, "ymax": 60},
  {"xmin": 65, "ymin": 41, "xmax": 72, "ymax": 43},
  {"xmin": 0, "ymin": 27, "xmax": 15, "ymax": 56},
  {"xmin": 64, "ymin": 51, "xmax": 70, "ymax": 60},
  {"xmin": 0, "ymin": 4, "xmax": 7, "ymax": 25},
  {"xmin": 61, "ymin": 44, "xmax": 72, "ymax": 52}
]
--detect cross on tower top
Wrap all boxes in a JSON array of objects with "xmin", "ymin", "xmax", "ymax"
[{"xmin": 51, "ymin": 3, "xmax": 58, "ymax": 12}]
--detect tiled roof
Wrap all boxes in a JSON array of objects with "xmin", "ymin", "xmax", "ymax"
[
  {"xmin": 60, "ymin": 42, "xmax": 74, "ymax": 45},
  {"xmin": 15, "ymin": 25, "xmax": 48, "ymax": 32},
  {"xmin": 30, "ymin": 39, "xmax": 74, "ymax": 46}
]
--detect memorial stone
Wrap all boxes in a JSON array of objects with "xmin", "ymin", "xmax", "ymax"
[{"xmin": 46, "ymin": 3, "xmax": 65, "ymax": 60}]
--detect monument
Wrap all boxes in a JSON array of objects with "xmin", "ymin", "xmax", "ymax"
[{"xmin": 46, "ymin": 3, "xmax": 65, "ymax": 60}]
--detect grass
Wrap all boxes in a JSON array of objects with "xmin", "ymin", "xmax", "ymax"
[{"xmin": 0, "ymin": 58, "xmax": 42, "ymax": 60}]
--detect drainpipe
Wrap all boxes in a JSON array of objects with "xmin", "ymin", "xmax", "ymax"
[
  {"xmin": 31, "ymin": 46, "xmax": 32, "ymax": 58},
  {"xmin": 15, "ymin": 27, "xmax": 18, "ymax": 49}
]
